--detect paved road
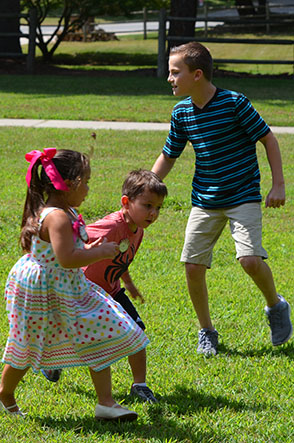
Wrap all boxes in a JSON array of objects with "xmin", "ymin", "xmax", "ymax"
[
  {"xmin": 20, "ymin": 0, "xmax": 294, "ymax": 40},
  {"xmin": 0, "ymin": 119, "xmax": 293, "ymax": 134},
  {"xmin": 20, "ymin": 18, "xmax": 221, "ymax": 41},
  {"xmin": 20, "ymin": 0, "xmax": 294, "ymax": 44}
]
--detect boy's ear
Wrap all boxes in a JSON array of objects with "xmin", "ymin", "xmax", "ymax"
[
  {"xmin": 121, "ymin": 195, "xmax": 129, "ymax": 208},
  {"xmin": 194, "ymin": 69, "xmax": 203, "ymax": 81}
]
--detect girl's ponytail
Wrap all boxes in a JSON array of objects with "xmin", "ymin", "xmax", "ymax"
[{"xmin": 20, "ymin": 159, "xmax": 45, "ymax": 252}]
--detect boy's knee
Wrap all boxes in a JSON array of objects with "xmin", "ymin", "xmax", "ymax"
[
  {"xmin": 239, "ymin": 255, "xmax": 262, "ymax": 275},
  {"xmin": 185, "ymin": 262, "xmax": 206, "ymax": 278}
]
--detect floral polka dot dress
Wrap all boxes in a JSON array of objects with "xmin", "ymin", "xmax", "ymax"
[{"xmin": 2, "ymin": 207, "xmax": 149, "ymax": 372}]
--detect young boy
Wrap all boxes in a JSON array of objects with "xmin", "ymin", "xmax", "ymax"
[
  {"xmin": 42, "ymin": 169, "xmax": 168, "ymax": 402},
  {"xmin": 152, "ymin": 41, "xmax": 292, "ymax": 356}
]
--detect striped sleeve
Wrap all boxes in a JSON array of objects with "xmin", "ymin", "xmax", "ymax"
[
  {"xmin": 234, "ymin": 94, "xmax": 270, "ymax": 142},
  {"xmin": 163, "ymin": 103, "xmax": 189, "ymax": 158}
]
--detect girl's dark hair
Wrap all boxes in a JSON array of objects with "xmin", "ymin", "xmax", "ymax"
[
  {"xmin": 170, "ymin": 41, "xmax": 213, "ymax": 81},
  {"xmin": 20, "ymin": 149, "xmax": 90, "ymax": 252},
  {"xmin": 122, "ymin": 169, "xmax": 168, "ymax": 200}
]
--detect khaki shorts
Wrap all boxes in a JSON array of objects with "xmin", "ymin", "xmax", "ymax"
[{"xmin": 180, "ymin": 203, "xmax": 268, "ymax": 267}]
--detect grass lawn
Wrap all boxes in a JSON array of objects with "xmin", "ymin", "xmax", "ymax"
[
  {"xmin": 0, "ymin": 128, "xmax": 294, "ymax": 442},
  {"xmin": 0, "ymin": 72, "xmax": 293, "ymax": 127},
  {"xmin": 0, "ymin": 33, "xmax": 293, "ymax": 126}
]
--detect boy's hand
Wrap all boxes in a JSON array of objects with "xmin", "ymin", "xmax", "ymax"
[
  {"xmin": 85, "ymin": 237, "xmax": 119, "ymax": 259},
  {"xmin": 265, "ymin": 184, "xmax": 285, "ymax": 208},
  {"xmin": 129, "ymin": 287, "xmax": 145, "ymax": 304},
  {"xmin": 124, "ymin": 281, "xmax": 145, "ymax": 303}
]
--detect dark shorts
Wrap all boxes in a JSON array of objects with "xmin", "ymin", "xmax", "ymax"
[{"xmin": 113, "ymin": 288, "xmax": 146, "ymax": 331}]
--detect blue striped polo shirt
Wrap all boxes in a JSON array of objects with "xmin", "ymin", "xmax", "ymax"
[{"xmin": 163, "ymin": 88, "xmax": 270, "ymax": 209}]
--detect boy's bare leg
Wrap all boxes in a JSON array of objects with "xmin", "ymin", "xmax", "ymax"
[
  {"xmin": 0, "ymin": 365, "xmax": 28, "ymax": 412},
  {"xmin": 128, "ymin": 349, "xmax": 157, "ymax": 403},
  {"xmin": 128, "ymin": 349, "xmax": 146, "ymax": 384},
  {"xmin": 239, "ymin": 256, "xmax": 279, "ymax": 306},
  {"xmin": 185, "ymin": 263, "xmax": 214, "ymax": 330},
  {"xmin": 89, "ymin": 367, "xmax": 116, "ymax": 407}
]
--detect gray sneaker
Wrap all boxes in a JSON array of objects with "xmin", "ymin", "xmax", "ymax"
[
  {"xmin": 265, "ymin": 295, "xmax": 292, "ymax": 346},
  {"xmin": 130, "ymin": 385, "xmax": 158, "ymax": 403},
  {"xmin": 41, "ymin": 368, "xmax": 62, "ymax": 382},
  {"xmin": 197, "ymin": 328, "xmax": 218, "ymax": 356}
]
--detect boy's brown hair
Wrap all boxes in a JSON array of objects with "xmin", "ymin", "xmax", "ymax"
[
  {"xmin": 122, "ymin": 169, "xmax": 168, "ymax": 200},
  {"xmin": 170, "ymin": 41, "xmax": 213, "ymax": 81}
]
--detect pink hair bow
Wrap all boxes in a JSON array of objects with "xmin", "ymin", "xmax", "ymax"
[{"xmin": 25, "ymin": 148, "xmax": 69, "ymax": 191}]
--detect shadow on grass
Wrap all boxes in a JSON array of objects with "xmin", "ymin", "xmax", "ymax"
[
  {"xmin": 218, "ymin": 341, "xmax": 294, "ymax": 359},
  {"xmin": 52, "ymin": 51, "xmax": 158, "ymax": 67},
  {"xmin": 34, "ymin": 385, "xmax": 264, "ymax": 441}
]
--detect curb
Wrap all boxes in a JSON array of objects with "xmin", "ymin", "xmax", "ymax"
[{"xmin": 0, "ymin": 119, "xmax": 293, "ymax": 133}]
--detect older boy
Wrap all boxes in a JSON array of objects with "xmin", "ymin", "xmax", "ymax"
[
  {"xmin": 152, "ymin": 41, "xmax": 292, "ymax": 356},
  {"xmin": 43, "ymin": 169, "xmax": 168, "ymax": 402}
]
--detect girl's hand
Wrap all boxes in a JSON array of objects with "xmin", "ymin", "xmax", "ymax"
[{"xmin": 85, "ymin": 237, "xmax": 119, "ymax": 259}]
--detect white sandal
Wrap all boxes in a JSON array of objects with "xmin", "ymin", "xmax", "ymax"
[
  {"xmin": 95, "ymin": 403, "xmax": 137, "ymax": 422},
  {"xmin": 0, "ymin": 400, "xmax": 26, "ymax": 417}
]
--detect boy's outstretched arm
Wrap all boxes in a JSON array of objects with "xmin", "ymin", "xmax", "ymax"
[
  {"xmin": 259, "ymin": 131, "xmax": 285, "ymax": 208},
  {"xmin": 121, "ymin": 270, "xmax": 144, "ymax": 303},
  {"xmin": 152, "ymin": 153, "xmax": 176, "ymax": 179}
]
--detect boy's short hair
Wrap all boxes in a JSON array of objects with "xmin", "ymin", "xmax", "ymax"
[
  {"xmin": 170, "ymin": 41, "xmax": 213, "ymax": 81},
  {"xmin": 122, "ymin": 169, "xmax": 168, "ymax": 200}
]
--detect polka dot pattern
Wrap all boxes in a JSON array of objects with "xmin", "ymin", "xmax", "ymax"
[{"xmin": 3, "ymin": 207, "xmax": 149, "ymax": 372}]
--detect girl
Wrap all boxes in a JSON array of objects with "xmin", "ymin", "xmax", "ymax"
[{"xmin": 0, "ymin": 148, "xmax": 149, "ymax": 421}]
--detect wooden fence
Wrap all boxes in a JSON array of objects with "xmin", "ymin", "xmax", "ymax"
[
  {"xmin": 157, "ymin": 7, "xmax": 294, "ymax": 77},
  {"xmin": 0, "ymin": 9, "xmax": 37, "ymax": 74}
]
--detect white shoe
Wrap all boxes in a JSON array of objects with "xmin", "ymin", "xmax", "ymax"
[
  {"xmin": 95, "ymin": 403, "xmax": 138, "ymax": 421},
  {"xmin": 0, "ymin": 400, "xmax": 26, "ymax": 417}
]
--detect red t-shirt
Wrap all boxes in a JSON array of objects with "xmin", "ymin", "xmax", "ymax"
[{"xmin": 83, "ymin": 210, "xmax": 143, "ymax": 297}]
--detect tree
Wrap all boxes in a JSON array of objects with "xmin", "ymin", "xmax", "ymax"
[
  {"xmin": 20, "ymin": 0, "xmax": 171, "ymax": 61},
  {"xmin": 235, "ymin": 0, "xmax": 266, "ymax": 18},
  {"xmin": 0, "ymin": 0, "xmax": 22, "ymax": 54},
  {"xmin": 168, "ymin": 0, "xmax": 197, "ymax": 51},
  {"xmin": 20, "ymin": 0, "xmax": 100, "ymax": 61}
]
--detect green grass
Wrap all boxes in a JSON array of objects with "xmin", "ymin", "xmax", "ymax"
[
  {"xmin": 43, "ymin": 33, "xmax": 294, "ymax": 77},
  {"xmin": 0, "ymin": 71, "xmax": 293, "ymax": 126},
  {"xmin": 1, "ymin": 33, "xmax": 293, "ymax": 126},
  {"xmin": 0, "ymin": 128, "xmax": 294, "ymax": 442}
]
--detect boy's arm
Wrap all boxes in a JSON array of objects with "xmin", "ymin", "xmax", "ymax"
[
  {"xmin": 259, "ymin": 131, "xmax": 285, "ymax": 208},
  {"xmin": 121, "ymin": 270, "xmax": 144, "ymax": 303},
  {"xmin": 152, "ymin": 153, "xmax": 176, "ymax": 179}
]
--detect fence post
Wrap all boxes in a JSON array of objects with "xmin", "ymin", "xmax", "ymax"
[
  {"xmin": 266, "ymin": 3, "xmax": 270, "ymax": 34},
  {"xmin": 143, "ymin": 7, "xmax": 147, "ymax": 40},
  {"xmin": 204, "ymin": 3, "xmax": 208, "ymax": 38},
  {"xmin": 157, "ymin": 8, "xmax": 167, "ymax": 78},
  {"xmin": 27, "ymin": 7, "xmax": 37, "ymax": 74}
]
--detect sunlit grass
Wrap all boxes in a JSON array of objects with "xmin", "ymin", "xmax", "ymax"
[{"xmin": 0, "ymin": 128, "xmax": 294, "ymax": 441}]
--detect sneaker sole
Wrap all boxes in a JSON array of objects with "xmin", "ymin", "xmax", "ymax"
[
  {"xmin": 273, "ymin": 323, "xmax": 293, "ymax": 346},
  {"xmin": 197, "ymin": 350, "xmax": 218, "ymax": 357}
]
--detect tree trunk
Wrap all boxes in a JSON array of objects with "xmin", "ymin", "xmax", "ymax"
[
  {"xmin": 0, "ymin": 0, "xmax": 22, "ymax": 54},
  {"xmin": 235, "ymin": 0, "xmax": 256, "ymax": 17},
  {"xmin": 257, "ymin": 0, "xmax": 266, "ymax": 17},
  {"xmin": 168, "ymin": 0, "xmax": 197, "ymax": 51}
]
